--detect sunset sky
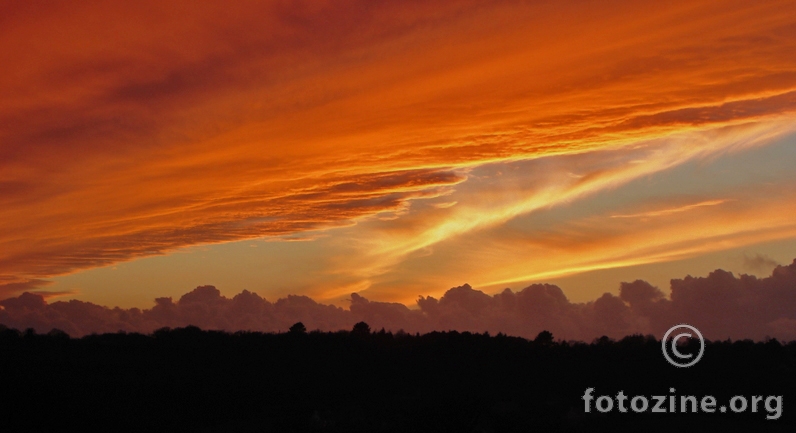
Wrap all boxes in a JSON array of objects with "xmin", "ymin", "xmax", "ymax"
[{"xmin": 3, "ymin": 0, "xmax": 796, "ymax": 310}]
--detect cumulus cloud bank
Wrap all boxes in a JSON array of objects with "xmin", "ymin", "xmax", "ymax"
[{"xmin": 3, "ymin": 259, "xmax": 796, "ymax": 342}]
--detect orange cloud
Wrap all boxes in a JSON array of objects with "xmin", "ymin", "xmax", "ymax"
[
  {"xmin": 332, "ymin": 120, "xmax": 796, "ymax": 294},
  {"xmin": 2, "ymin": 0, "xmax": 796, "ymax": 297},
  {"xmin": 435, "ymin": 183, "xmax": 796, "ymax": 303},
  {"xmin": 610, "ymin": 199, "xmax": 729, "ymax": 219}
]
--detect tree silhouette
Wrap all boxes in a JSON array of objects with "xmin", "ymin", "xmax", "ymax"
[
  {"xmin": 534, "ymin": 330, "xmax": 554, "ymax": 346},
  {"xmin": 352, "ymin": 321, "xmax": 371, "ymax": 335},
  {"xmin": 289, "ymin": 322, "xmax": 307, "ymax": 334}
]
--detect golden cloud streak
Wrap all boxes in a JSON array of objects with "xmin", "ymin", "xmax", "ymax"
[{"xmin": 610, "ymin": 200, "xmax": 729, "ymax": 219}]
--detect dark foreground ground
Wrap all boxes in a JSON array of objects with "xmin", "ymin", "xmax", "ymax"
[{"xmin": 1, "ymin": 324, "xmax": 795, "ymax": 432}]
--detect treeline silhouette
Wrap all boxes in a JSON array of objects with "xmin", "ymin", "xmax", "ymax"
[{"xmin": 1, "ymin": 323, "xmax": 794, "ymax": 432}]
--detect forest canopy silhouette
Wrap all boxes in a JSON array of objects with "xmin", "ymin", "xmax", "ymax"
[{"xmin": 2, "ymin": 322, "xmax": 794, "ymax": 431}]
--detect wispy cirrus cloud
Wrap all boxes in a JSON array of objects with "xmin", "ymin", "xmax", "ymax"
[
  {"xmin": 610, "ymin": 199, "xmax": 729, "ymax": 219},
  {"xmin": 336, "ymin": 120, "xmax": 796, "ymax": 293}
]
